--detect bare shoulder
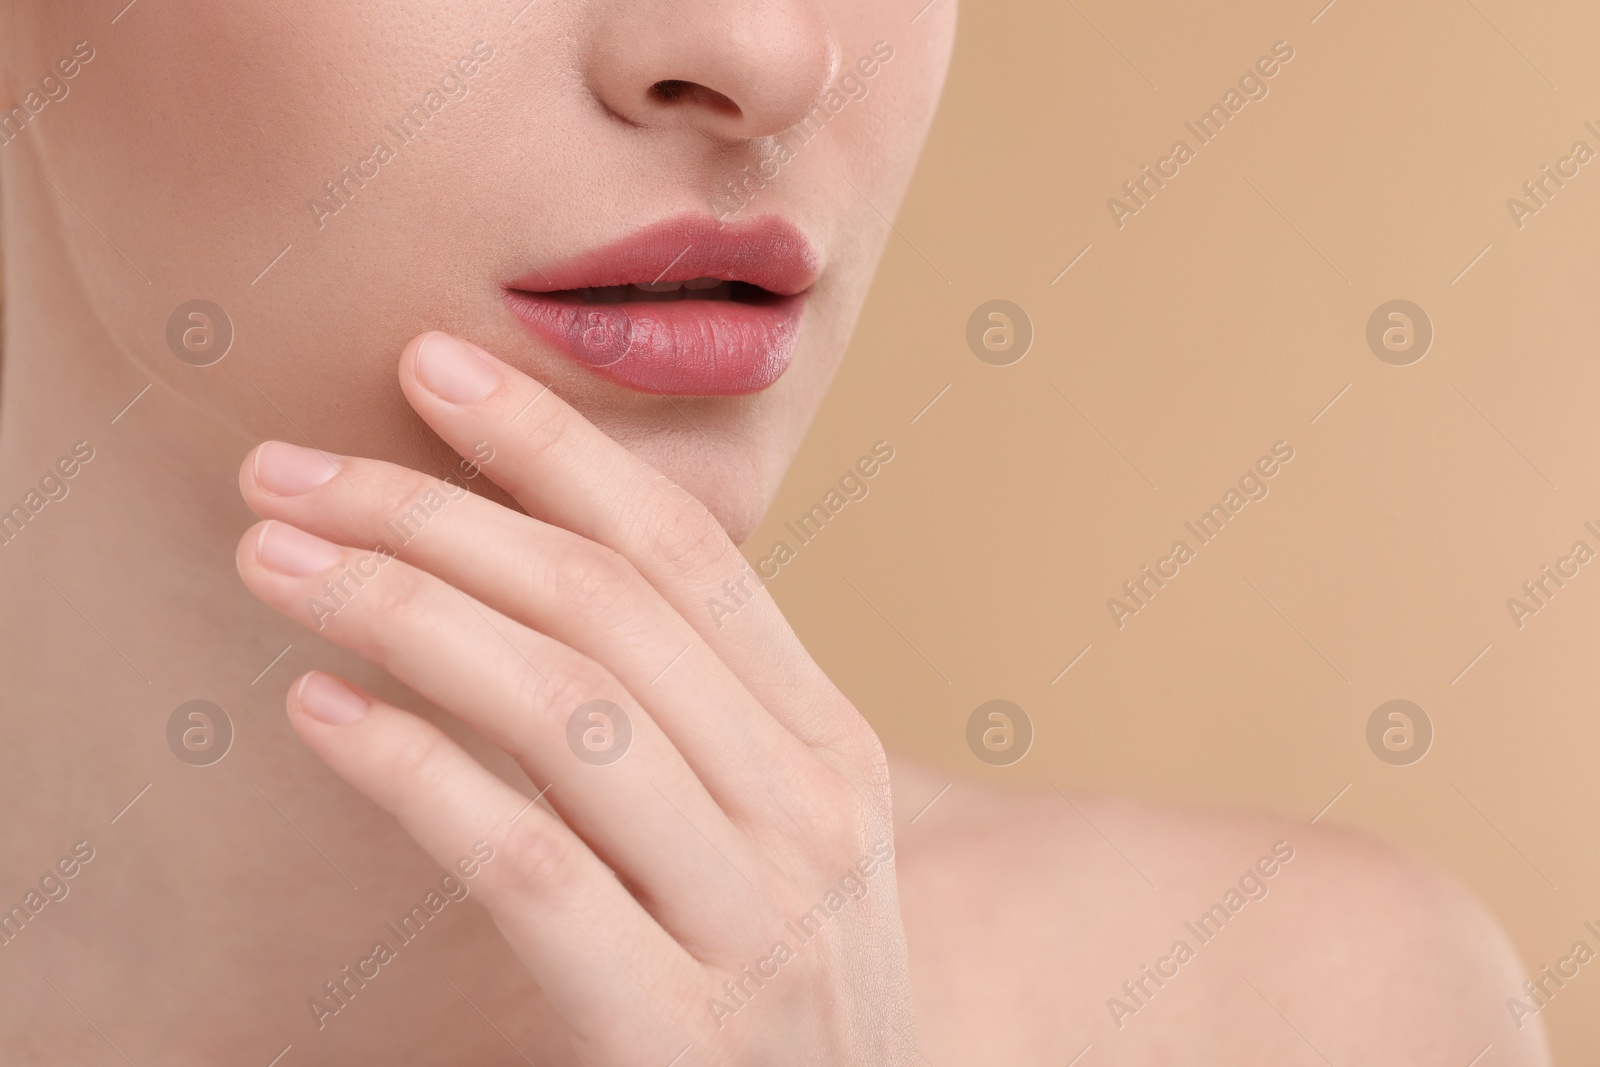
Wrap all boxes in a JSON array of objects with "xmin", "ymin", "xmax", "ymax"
[{"xmin": 888, "ymin": 760, "xmax": 1550, "ymax": 1065}]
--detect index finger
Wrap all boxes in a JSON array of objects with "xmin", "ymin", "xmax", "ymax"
[{"xmin": 397, "ymin": 331, "xmax": 862, "ymax": 752}]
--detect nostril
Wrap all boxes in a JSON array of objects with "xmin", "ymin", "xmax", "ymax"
[
  {"xmin": 648, "ymin": 79, "xmax": 742, "ymax": 118},
  {"xmin": 649, "ymin": 79, "xmax": 691, "ymax": 102}
]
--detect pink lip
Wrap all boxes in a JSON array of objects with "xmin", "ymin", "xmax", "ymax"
[{"xmin": 502, "ymin": 214, "xmax": 819, "ymax": 396}]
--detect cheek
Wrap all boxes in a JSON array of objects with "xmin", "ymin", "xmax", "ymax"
[
  {"xmin": 32, "ymin": 0, "xmax": 955, "ymax": 519},
  {"xmin": 829, "ymin": 20, "xmax": 955, "ymax": 190},
  {"xmin": 43, "ymin": 2, "xmax": 514, "ymax": 453}
]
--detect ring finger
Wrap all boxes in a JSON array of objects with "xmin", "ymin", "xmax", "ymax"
[{"xmin": 237, "ymin": 519, "xmax": 771, "ymax": 956}]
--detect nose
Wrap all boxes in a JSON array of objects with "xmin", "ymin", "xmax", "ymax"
[{"xmin": 582, "ymin": 0, "xmax": 839, "ymax": 140}]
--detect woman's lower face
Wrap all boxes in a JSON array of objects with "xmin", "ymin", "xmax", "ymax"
[
  {"xmin": 0, "ymin": 1, "xmax": 960, "ymax": 1063},
  {"xmin": 6, "ymin": 0, "xmax": 956, "ymax": 542}
]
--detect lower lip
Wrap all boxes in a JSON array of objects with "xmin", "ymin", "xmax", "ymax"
[{"xmin": 502, "ymin": 289, "xmax": 806, "ymax": 396}]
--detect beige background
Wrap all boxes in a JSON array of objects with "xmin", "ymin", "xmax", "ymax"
[{"xmin": 753, "ymin": 0, "xmax": 1600, "ymax": 1059}]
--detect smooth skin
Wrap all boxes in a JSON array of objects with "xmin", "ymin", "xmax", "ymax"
[
  {"xmin": 0, "ymin": 0, "xmax": 1553, "ymax": 1061},
  {"xmin": 236, "ymin": 330, "xmax": 914, "ymax": 1063}
]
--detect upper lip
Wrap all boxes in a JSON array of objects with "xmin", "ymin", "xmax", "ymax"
[{"xmin": 503, "ymin": 213, "xmax": 821, "ymax": 298}]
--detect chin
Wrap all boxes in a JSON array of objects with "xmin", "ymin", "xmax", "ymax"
[
  {"xmin": 690, "ymin": 477, "xmax": 769, "ymax": 547},
  {"xmin": 620, "ymin": 431, "xmax": 778, "ymax": 548}
]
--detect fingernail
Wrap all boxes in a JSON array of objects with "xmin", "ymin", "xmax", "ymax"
[
  {"xmin": 254, "ymin": 441, "xmax": 340, "ymax": 496},
  {"xmin": 256, "ymin": 521, "xmax": 344, "ymax": 576},
  {"xmin": 416, "ymin": 332, "xmax": 499, "ymax": 404},
  {"xmin": 295, "ymin": 672, "xmax": 368, "ymax": 725}
]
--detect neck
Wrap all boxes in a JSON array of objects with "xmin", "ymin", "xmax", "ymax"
[
  {"xmin": 0, "ymin": 134, "xmax": 268, "ymax": 796},
  {"xmin": 0, "ymin": 136, "xmax": 535, "ymax": 1067}
]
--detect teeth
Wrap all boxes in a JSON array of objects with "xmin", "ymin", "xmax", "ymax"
[
  {"xmin": 632, "ymin": 277, "xmax": 723, "ymax": 293},
  {"xmin": 567, "ymin": 279, "xmax": 740, "ymax": 304}
]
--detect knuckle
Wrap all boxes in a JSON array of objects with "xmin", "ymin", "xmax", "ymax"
[
  {"xmin": 637, "ymin": 486, "xmax": 735, "ymax": 579},
  {"xmin": 844, "ymin": 723, "xmax": 892, "ymax": 795},
  {"xmin": 544, "ymin": 540, "xmax": 639, "ymax": 621},
  {"xmin": 510, "ymin": 397, "xmax": 574, "ymax": 464},
  {"xmin": 518, "ymin": 655, "xmax": 616, "ymax": 736},
  {"xmin": 360, "ymin": 564, "xmax": 433, "ymax": 636},
  {"xmin": 497, "ymin": 817, "xmax": 582, "ymax": 900},
  {"xmin": 311, "ymin": 554, "xmax": 425, "ymax": 656},
  {"xmin": 377, "ymin": 469, "xmax": 458, "ymax": 545},
  {"xmin": 383, "ymin": 725, "xmax": 456, "ymax": 794}
]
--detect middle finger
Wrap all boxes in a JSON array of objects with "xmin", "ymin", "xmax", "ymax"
[{"xmin": 239, "ymin": 442, "xmax": 817, "ymax": 833}]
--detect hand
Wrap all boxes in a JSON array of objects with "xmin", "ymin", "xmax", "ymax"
[{"xmin": 235, "ymin": 331, "xmax": 918, "ymax": 1065}]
